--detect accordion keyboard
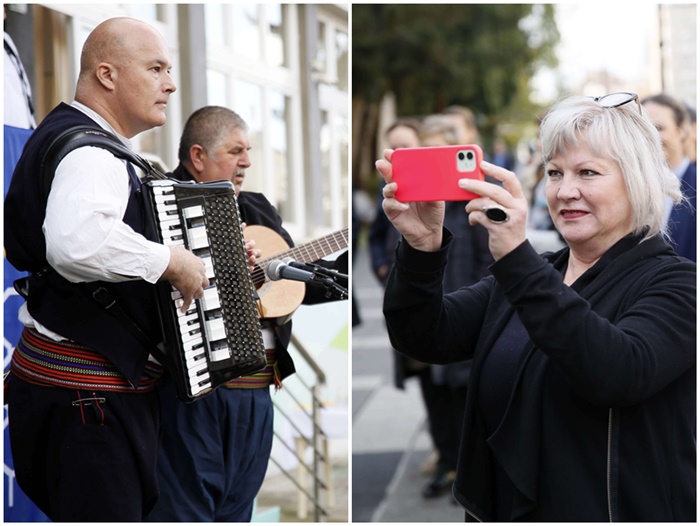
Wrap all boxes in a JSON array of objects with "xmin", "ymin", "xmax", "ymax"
[{"xmin": 146, "ymin": 179, "xmax": 266, "ymax": 401}]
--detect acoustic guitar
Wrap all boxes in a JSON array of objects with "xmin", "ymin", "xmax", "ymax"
[{"xmin": 244, "ymin": 225, "xmax": 348, "ymax": 319}]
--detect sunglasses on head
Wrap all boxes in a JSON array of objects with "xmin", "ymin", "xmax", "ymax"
[{"xmin": 587, "ymin": 92, "xmax": 642, "ymax": 115}]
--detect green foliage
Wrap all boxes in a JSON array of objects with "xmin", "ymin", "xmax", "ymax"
[{"xmin": 353, "ymin": 4, "xmax": 559, "ymax": 118}]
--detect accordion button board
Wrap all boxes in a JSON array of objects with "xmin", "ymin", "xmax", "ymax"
[{"xmin": 145, "ymin": 179, "xmax": 267, "ymax": 401}]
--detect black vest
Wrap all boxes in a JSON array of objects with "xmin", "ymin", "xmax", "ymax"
[{"xmin": 4, "ymin": 103, "xmax": 161, "ymax": 385}]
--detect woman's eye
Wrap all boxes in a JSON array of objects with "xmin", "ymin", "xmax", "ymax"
[{"xmin": 546, "ymin": 169, "xmax": 561, "ymax": 178}]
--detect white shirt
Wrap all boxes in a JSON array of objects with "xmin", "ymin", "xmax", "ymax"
[
  {"xmin": 19, "ymin": 101, "xmax": 170, "ymax": 340},
  {"xmin": 4, "ymin": 31, "xmax": 36, "ymax": 129}
]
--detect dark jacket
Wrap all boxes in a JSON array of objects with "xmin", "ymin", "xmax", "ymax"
[
  {"xmin": 384, "ymin": 230, "xmax": 696, "ymax": 521},
  {"xmin": 668, "ymin": 161, "xmax": 696, "ymax": 262},
  {"xmin": 170, "ymin": 165, "xmax": 348, "ymax": 380},
  {"xmin": 4, "ymin": 103, "xmax": 161, "ymax": 385}
]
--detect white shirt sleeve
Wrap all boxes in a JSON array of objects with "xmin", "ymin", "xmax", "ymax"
[{"xmin": 44, "ymin": 145, "xmax": 170, "ymax": 284}]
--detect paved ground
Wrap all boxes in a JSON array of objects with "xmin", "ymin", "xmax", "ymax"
[
  {"xmin": 351, "ymin": 227, "xmax": 564, "ymax": 522},
  {"xmin": 352, "ymin": 239, "xmax": 464, "ymax": 522},
  {"xmin": 256, "ymin": 456, "xmax": 348, "ymax": 522}
]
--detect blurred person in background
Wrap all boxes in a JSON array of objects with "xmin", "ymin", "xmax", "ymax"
[
  {"xmin": 368, "ymin": 117, "xmax": 443, "ymax": 484},
  {"xmin": 378, "ymin": 93, "xmax": 695, "ymax": 521},
  {"xmin": 442, "ymin": 105, "xmax": 480, "ymax": 145},
  {"xmin": 369, "ymin": 118, "xmax": 422, "ymax": 283},
  {"xmin": 683, "ymin": 102, "xmax": 696, "ymax": 163},
  {"xmin": 412, "ymin": 114, "xmax": 492, "ymax": 499},
  {"xmin": 642, "ymin": 93, "xmax": 696, "ymax": 261},
  {"xmin": 4, "ymin": 6, "xmax": 35, "ymax": 130},
  {"xmin": 491, "ymin": 137, "xmax": 514, "ymax": 171}
]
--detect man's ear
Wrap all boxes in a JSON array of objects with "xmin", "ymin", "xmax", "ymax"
[
  {"xmin": 190, "ymin": 144, "xmax": 207, "ymax": 173},
  {"xmin": 95, "ymin": 62, "xmax": 116, "ymax": 90}
]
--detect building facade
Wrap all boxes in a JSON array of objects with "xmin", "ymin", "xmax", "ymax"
[{"xmin": 5, "ymin": 3, "xmax": 349, "ymax": 240}]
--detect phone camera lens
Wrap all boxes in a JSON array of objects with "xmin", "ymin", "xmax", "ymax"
[
  {"xmin": 458, "ymin": 152, "xmax": 465, "ymax": 161},
  {"xmin": 466, "ymin": 151, "xmax": 474, "ymax": 160}
]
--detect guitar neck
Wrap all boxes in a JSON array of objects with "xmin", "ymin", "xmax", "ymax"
[{"xmin": 261, "ymin": 227, "xmax": 348, "ymax": 266}]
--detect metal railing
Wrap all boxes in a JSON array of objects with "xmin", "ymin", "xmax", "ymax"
[{"xmin": 266, "ymin": 333, "xmax": 332, "ymax": 522}]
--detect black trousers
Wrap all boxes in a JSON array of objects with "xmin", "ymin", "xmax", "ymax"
[
  {"xmin": 418, "ymin": 371, "xmax": 468, "ymax": 473},
  {"xmin": 7, "ymin": 374, "xmax": 161, "ymax": 521}
]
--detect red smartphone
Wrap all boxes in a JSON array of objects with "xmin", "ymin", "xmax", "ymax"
[{"xmin": 392, "ymin": 144, "xmax": 484, "ymax": 202}]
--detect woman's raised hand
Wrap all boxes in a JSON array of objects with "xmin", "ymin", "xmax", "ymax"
[
  {"xmin": 461, "ymin": 161, "xmax": 529, "ymax": 261},
  {"xmin": 375, "ymin": 149, "xmax": 445, "ymax": 252}
]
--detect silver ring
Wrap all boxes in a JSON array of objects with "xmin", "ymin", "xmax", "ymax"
[{"xmin": 483, "ymin": 206, "xmax": 509, "ymax": 224}]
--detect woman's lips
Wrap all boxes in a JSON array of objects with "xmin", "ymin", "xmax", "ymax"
[{"xmin": 559, "ymin": 209, "xmax": 589, "ymax": 219}]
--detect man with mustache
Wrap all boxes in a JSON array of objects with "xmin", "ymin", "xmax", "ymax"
[{"xmin": 146, "ymin": 105, "xmax": 348, "ymax": 522}]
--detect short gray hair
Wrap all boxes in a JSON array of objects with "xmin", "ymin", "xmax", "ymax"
[
  {"xmin": 178, "ymin": 106, "xmax": 248, "ymax": 163},
  {"xmin": 539, "ymin": 95, "xmax": 681, "ymax": 242}
]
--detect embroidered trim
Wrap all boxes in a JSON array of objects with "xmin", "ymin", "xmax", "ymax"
[{"xmin": 10, "ymin": 327, "xmax": 163, "ymax": 392}]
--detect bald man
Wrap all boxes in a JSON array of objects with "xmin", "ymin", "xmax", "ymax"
[{"xmin": 4, "ymin": 18, "xmax": 209, "ymax": 521}]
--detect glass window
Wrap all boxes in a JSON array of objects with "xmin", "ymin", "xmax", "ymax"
[
  {"xmin": 265, "ymin": 4, "xmax": 286, "ymax": 67},
  {"xmin": 232, "ymin": 4, "xmax": 261, "ymax": 61},
  {"xmin": 320, "ymin": 110, "xmax": 332, "ymax": 225},
  {"xmin": 316, "ymin": 20, "xmax": 327, "ymax": 73},
  {"xmin": 129, "ymin": 4, "xmax": 158, "ymax": 22},
  {"xmin": 269, "ymin": 91, "xmax": 292, "ymax": 219},
  {"xmin": 232, "ymin": 79, "xmax": 264, "ymax": 194},
  {"xmin": 335, "ymin": 29, "xmax": 348, "ymax": 91},
  {"xmin": 337, "ymin": 113, "xmax": 349, "ymax": 225},
  {"xmin": 207, "ymin": 70, "xmax": 228, "ymax": 106},
  {"xmin": 204, "ymin": 4, "xmax": 226, "ymax": 47}
]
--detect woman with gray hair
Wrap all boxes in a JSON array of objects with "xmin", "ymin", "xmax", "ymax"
[{"xmin": 378, "ymin": 93, "xmax": 695, "ymax": 521}]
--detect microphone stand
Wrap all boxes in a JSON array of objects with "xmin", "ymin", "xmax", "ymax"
[{"xmin": 310, "ymin": 271, "xmax": 348, "ymax": 300}]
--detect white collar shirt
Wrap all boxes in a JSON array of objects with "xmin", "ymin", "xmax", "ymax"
[{"xmin": 19, "ymin": 101, "xmax": 170, "ymax": 340}]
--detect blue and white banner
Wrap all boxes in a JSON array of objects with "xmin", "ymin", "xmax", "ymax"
[{"xmin": 4, "ymin": 124, "xmax": 50, "ymax": 522}]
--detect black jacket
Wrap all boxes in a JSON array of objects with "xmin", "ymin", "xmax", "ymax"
[
  {"xmin": 170, "ymin": 165, "xmax": 348, "ymax": 380},
  {"xmin": 384, "ymin": 230, "xmax": 696, "ymax": 521}
]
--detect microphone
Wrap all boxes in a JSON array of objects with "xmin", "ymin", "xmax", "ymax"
[
  {"xmin": 283, "ymin": 257, "xmax": 348, "ymax": 281},
  {"xmin": 265, "ymin": 259, "xmax": 315, "ymax": 283},
  {"xmin": 281, "ymin": 257, "xmax": 316, "ymax": 272}
]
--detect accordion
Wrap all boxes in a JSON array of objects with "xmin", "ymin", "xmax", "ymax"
[{"xmin": 144, "ymin": 178, "xmax": 267, "ymax": 402}]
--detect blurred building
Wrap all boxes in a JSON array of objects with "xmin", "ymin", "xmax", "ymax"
[
  {"xmin": 4, "ymin": 3, "xmax": 348, "ymax": 239},
  {"xmin": 651, "ymin": 3, "xmax": 697, "ymax": 107}
]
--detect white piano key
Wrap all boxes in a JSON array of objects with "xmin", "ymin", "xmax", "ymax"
[
  {"xmin": 161, "ymin": 228, "xmax": 183, "ymax": 241},
  {"xmin": 159, "ymin": 217, "xmax": 181, "ymax": 230},
  {"xmin": 187, "ymin": 360, "xmax": 209, "ymax": 380},
  {"xmin": 183, "ymin": 337, "xmax": 204, "ymax": 354},
  {"xmin": 190, "ymin": 380, "xmax": 211, "ymax": 396},
  {"xmin": 186, "ymin": 355, "xmax": 207, "ymax": 372},
  {"xmin": 184, "ymin": 348, "xmax": 205, "ymax": 362},
  {"xmin": 180, "ymin": 327, "xmax": 202, "ymax": 343},
  {"xmin": 163, "ymin": 237, "xmax": 184, "ymax": 247},
  {"xmin": 154, "ymin": 194, "xmax": 177, "ymax": 205},
  {"xmin": 158, "ymin": 210, "xmax": 180, "ymax": 223},
  {"xmin": 177, "ymin": 312, "xmax": 199, "ymax": 328}
]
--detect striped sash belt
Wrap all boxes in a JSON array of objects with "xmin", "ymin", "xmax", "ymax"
[
  {"xmin": 224, "ymin": 328, "xmax": 281, "ymax": 389},
  {"xmin": 10, "ymin": 327, "xmax": 164, "ymax": 392}
]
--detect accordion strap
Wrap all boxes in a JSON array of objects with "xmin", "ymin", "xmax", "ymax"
[
  {"xmin": 38, "ymin": 126, "xmax": 168, "ymax": 360},
  {"xmin": 39, "ymin": 125, "xmax": 167, "ymax": 204},
  {"xmin": 88, "ymin": 283, "xmax": 164, "ymax": 356}
]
